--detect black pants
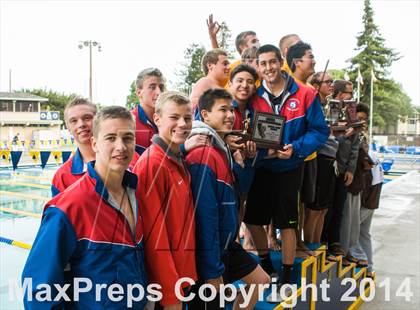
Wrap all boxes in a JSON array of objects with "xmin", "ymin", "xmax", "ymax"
[{"xmin": 322, "ymin": 173, "xmax": 348, "ymax": 245}]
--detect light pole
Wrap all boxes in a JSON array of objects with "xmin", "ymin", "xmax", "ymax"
[{"xmin": 78, "ymin": 40, "xmax": 101, "ymax": 102}]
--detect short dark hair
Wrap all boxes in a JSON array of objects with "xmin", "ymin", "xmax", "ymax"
[
  {"xmin": 333, "ymin": 80, "xmax": 353, "ymax": 98},
  {"xmin": 256, "ymin": 44, "xmax": 282, "ymax": 63},
  {"xmin": 286, "ymin": 41, "xmax": 312, "ymax": 73},
  {"xmin": 93, "ymin": 106, "xmax": 134, "ymax": 138},
  {"xmin": 356, "ymin": 103, "xmax": 370, "ymax": 117},
  {"xmin": 235, "ymin": 31, "xmax": 256, "ymax": 54},
  {"xmin": 308, "ymin": 71, "xmax": 327, "ymax": 85},
  {"xmin": 198, "ymin": 88, "xmax": 232, "ymax": 113},
  {"xmin": 230, "ymin": 64, "xmax": 258, "ymax": 82}
]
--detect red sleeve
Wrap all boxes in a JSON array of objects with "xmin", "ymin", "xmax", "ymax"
[{"xmin": 133, "ymin": 155, "xmax": 181, "ymax": 306}]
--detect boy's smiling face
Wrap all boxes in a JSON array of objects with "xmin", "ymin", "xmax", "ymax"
[
  {"xmin": 154, "ymin": 101, "xmax": 192, "ymax": 148},
  {"xmin": 201, "ymin": 98, "xmax": 235, "ymax": 136}
]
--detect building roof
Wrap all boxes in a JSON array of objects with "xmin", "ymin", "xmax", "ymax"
[
  {"xmin": 0, "ymin": 119, "xmax": 63, "ymax": 126},
  {"xmin": 0, "ymin": 92, "xmax": 49, "ymax": 102}
]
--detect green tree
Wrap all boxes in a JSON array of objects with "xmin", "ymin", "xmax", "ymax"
[
  {"xmin": 126, "ymin": 81, "xmax": 137, "ymax": 110},
  {"xmin": 217, "ymin": 21, "xmax": 235, "ymax": 59},
  {"xmin": 19, "ymin": 88, "xmax": 79, "ymax": 124},
  {"xmin": 328, "ymin": 69, "xmax": 346, "ymax": 81},
  {"xmin": 347, "ymin": 0, "xmax": 412, "ymax": 132},
  {"xmin": 175, "ymin": 43, "xmax": 206, "ymax": 94},
  {"xmin": 175, "ymin": 20, "xmax": 235, "ymax": 94}
]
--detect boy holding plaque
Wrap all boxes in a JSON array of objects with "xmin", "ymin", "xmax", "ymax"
[
  {"xmin": 243, "ymin": 44, "xmax": 329, "ymax": 302},
  {"xmin": 186, "ymin": 89, "xmax": 269, "ymax": 310}
]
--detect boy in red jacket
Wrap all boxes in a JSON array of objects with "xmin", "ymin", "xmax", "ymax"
[{"xmin": 133, "ymin": 91, "xmax": 197, "ymax": 310}]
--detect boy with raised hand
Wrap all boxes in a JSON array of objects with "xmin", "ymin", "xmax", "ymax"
[
  {"xmin": 51, "ymin": 97, "xmax": 96, "ymax": 196},
  {"xmin": 133, "ymin": 91, "xmax": 197, "ymax": 310},
  {"xmin": 22, "ymin": 106, "xmax": 148, "ymax": 309},
  {"xmin": 186, "ymin": 89, "xmax": 269, "ymax": 310}
]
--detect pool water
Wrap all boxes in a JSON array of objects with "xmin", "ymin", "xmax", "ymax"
[{"xmin": 0, "ymin": 166, "xmax": 57, "ymax": 310}]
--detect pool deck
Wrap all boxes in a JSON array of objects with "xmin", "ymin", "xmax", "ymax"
[{"xmin": 363, "ymin": 170, "xmax": 420, "ymax": 309}]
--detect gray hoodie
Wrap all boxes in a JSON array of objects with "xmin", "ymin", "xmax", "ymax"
[{"xmin": 189, "ymin": 120, "xmax": 234, "ymax": 170}]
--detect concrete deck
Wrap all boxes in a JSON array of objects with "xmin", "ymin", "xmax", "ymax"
[{"xmin": 363, "ymin": 170, "xmax": 420, "ymax": 309}]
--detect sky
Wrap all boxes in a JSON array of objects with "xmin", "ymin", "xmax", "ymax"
[{"xmin": 0, "ymin": 0, "xmax": 419, "ymax": 108}]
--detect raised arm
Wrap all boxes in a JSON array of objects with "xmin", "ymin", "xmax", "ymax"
[{"xmin": 207, "ymin": 14, "xmax": 220, "ymax": 49}]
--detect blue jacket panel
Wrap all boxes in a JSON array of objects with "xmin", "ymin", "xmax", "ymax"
[
  {"xmin": 22, "ymin": 162, "xmax": 148, "ymax": 309},
  {"xmin": 186, "ymin": 146, "xmax": 238, "ymax": 280}
]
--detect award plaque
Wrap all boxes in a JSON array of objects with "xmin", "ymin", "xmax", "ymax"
[
  {"xmin": 327, "ymin": 99, "xmax": 364, "ymax": 133},
  {"xmin": 343, "ymin": 100, "xmax": 364, "ymax": 129},
  {"xmin": 250, "ymin": 112, "xmax": 285, "ymax": 149},
  {"xmin": 326, "ymin": 99, "xmax": 346, "ymax": 131}
]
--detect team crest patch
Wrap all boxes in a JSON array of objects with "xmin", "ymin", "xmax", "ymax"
[{"xmin": 287, "ymin": 99, "xmax": 300, "ymax": 111}]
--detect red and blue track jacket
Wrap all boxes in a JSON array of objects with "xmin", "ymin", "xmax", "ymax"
[
  {"xmin": 51, "ymin": 148, "xmax": 86, "ymax": 197},
  {"xmin": 231, "ymin": 96, "xmax": 267, "ymax": 193},
  {"xmin": 233, "ymin": 94, "xmax": 281, "ymax": 131},
  {"xmin": 22, "ymin": 162, "xmax": 148, "ymax": 309},
  {"xmin": 133, "ymin": 136, "xmax": 197, "ymax": 306},
  {"xmin": 131, "ymin": 104, "xmax": 158, "ymax": 155},
  {"xmin": 254, "ymin": 75, "xmax": 329, "ymax": 172},
  {"xmin": 186, "ymin": 122, "xmax": 242, "ymax": 280}
]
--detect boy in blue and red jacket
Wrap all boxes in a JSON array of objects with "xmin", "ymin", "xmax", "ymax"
[
  {"xmin": 131, "ymin": 68, "xmax": 208, "ymax": 168},
  {"xmin": 131, "ymin": 68, "xmax": 164, "ymax": 155},
  {"xmin": 22, "ymin": 106, "xmax": 148, "ymax": 309},
  {"xmin": 186, "ymin": 89, "xmax": 270, "ymax": 310},
  {"xmin": 51, "ymin": 97, "xmax": 97, "ymax": 197}
]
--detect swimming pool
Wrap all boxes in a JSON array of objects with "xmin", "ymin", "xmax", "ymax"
[{"xmin": 0, "ymin": 166, "xmax": 56, "ymax": 310}]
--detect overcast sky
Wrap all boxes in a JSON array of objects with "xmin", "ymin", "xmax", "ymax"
[{"xmin": 1, "ymin": 0, "xmax": 419, "ymax": 108}]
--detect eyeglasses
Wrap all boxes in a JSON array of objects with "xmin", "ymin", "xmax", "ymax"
[
  {"xmin": 315, "ymin": 79, "xmax": 333, "ymax": 85},
  {"xmin": 321, "ymin": 80, "xmax": 333, "ymax": 85}
]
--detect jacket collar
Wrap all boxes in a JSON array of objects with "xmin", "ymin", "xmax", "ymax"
[
  {"xmin": 257, "ymin": 71, "xmax": 298, "ymax": 98},
  {"xmin": 137, "ymin": 104, "xmax": 158, "ymax": 132},
  {"xmin": 87, "ymin": 161, "xmax": 138, "ymax": 201},
  {"xmin": 71, "ymin": 148, "xmax": 86, "ymax": 175},
  {"xmin": 152, "ymin": 135, "xmax": 185, "ymax": 164},
  {"xmin": 190, "ymin": 121, "xmax": 234, "ymax": 171},
  {"xmin": 232, "ymin": 99, "xmax": 253, "ymax": 112},
  {"xmin": 257, "ymin": 72, "xmax": 298, "ymax": 114}
]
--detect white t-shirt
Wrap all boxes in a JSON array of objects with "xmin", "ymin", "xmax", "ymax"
[{"xmin": 369, "ymin": 149, "xmax": 384, "ymax": 185}]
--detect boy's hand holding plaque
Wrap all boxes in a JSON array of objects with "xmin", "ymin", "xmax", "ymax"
[{"xmin": 231, "ymin": 112, "xmax": 286, "ymax": 150}]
